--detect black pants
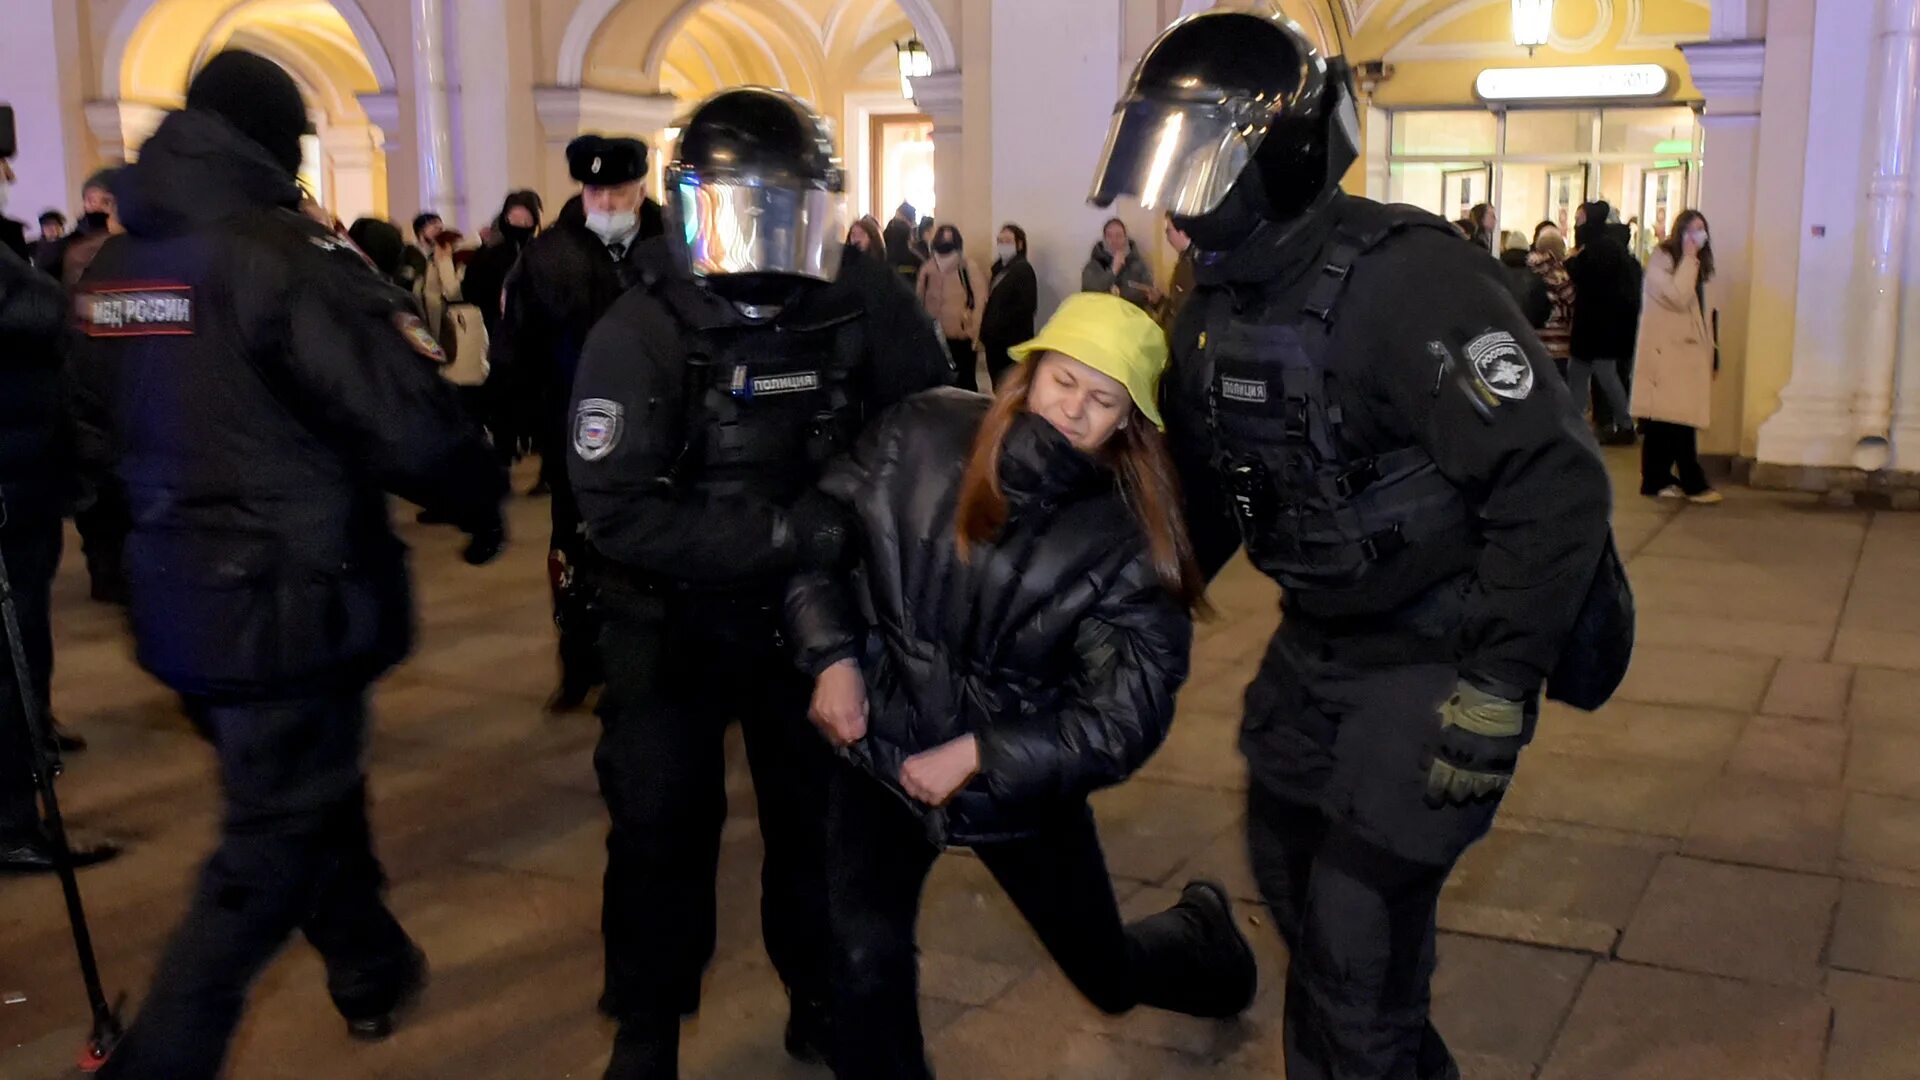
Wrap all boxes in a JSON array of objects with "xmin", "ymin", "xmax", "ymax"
[
  {"xmin": 75, "ymin": 476, "xmax": 128, "ymax": 601},
  {"xmin": 1640, "ymin": 419, "xmax": 1709, "ymax": 496},
  {"xmin": 0, "ymin": 505, "xmax": 59, "ymax": 842},
  {"xmin": 981, "ymin": 340, "xmax": 1017, "ymax": 391},
  {"xmin": 593, "ymin": 591, "xmax": 831, "ymax": 1028},
  {"xmin": 101, "ymin": 691, "xmax": 417, "ymax": 1080},
  {"xmin": 548, "ymin": 451, "xmax": 605, "ymax": 697},
  {"xmin": 826, "ymin": 767, "xmax": 1221, "ymax": 1080},
  {"xmin": 1240, "ymin": 626, "xmax": 1515, "ymax": 1080},
  {"xmin": 945, "ymin": 337, "xmax": 979, "ymax": 393}
]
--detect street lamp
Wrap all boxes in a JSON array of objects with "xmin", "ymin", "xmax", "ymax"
[
  {"xmin": 1512, "ymin": 0, "xmax": 1552, "ymax": 54},
  {"xmin": 897, "ymin": 38, "xmax": 931, "ymax": 100}
]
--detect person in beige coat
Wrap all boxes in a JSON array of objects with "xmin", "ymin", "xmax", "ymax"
[
  {"xmin": 917, "ymin": 223, "xmax": 986, "ymax": 391},
  {"xmin": 1630, "ymin": 209, "xmax": 1721, "ymax": 505}
]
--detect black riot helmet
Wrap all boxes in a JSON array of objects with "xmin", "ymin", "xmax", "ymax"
[
  {"xmin": 664, "ymin": 86, "xmax": 848, "ymax": 290},
  {"xmin": 1089, "ymin": 11, "xmax": 1358, "ymax": 239}
]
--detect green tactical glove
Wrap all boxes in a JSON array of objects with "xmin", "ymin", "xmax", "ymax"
[{"xmin": 1423, "ymin": 681, "xmax": 1525, "ymax": 808}]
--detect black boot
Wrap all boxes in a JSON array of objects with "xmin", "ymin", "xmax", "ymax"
[
  {"xmin": 784, "ymin": 994, "xmax": 832, "ymax": 1065},
  {"xmin": 1127, "ymin": 880, "xmax": 1257, "ymax": 1019},
  {"xmin": 343, "ymin": 947, "xmax": 428, "ymax": 1041},
  {"xmin": 606, "ymin": 1019, "xmax": 678, "ymax": 1080}
]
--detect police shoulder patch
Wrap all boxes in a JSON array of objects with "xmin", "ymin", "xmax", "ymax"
[
  {"xmin": 1464, "ymin": 330, "xmax": 1535, "ymax": 402},
  {"xmin": 574, "ymin": 398, "xmax": 624, "ymax": 461},
  {"xmin": 393, "ymin": 312, "xmax": 446, "ymax": 363},
  {"xmin": 77, "ymin": 283, "xmax": 196, "ymax": 338}
]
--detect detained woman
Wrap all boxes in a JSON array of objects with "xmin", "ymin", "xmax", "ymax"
[{"xmin": 786, "ymin": 292, "xmax": 1258, "ymax": 1080}]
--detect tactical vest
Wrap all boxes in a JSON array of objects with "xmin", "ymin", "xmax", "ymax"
[
  {"xmin": 652, "ymin": 279, "xmax": 868, "ymax": 502},
  {"xmin": 1200, "ymin": 207, "xmax": 1471, "ymax": 594}
]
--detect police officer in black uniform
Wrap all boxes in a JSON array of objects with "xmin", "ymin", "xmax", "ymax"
[
  {"xmin": 1090, "ymin": 12, "xmax": 1614, "ymax": 1078},
  {"xmin": 567, "ymin": 87, "xmax": 951, "ymax": 1079},
  {"xmin": 68, "ymin": 52, "xmax": 507, "ymax": 1078},
  {"xmin": 499, "ymin": 134, "xmax": 663, "ymax": 713}
]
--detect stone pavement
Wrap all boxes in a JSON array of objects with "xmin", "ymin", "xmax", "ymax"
[{"xmin": 4, "ymin": 449, "xmax": 1920, "ymax": 1078}]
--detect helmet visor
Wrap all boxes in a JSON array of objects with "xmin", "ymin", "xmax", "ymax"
[
  {"xmin": 1088, "ymin": 97, "xmax": 1254, "ymax": 216},
  {"xmin": 664, "ymin": 171, "xmax": 846, "ymax": 282}
]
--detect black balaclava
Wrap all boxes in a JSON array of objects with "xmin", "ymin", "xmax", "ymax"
[{"xmin": 186, "ymin": 50, "xmax": 309, "ymax": 176}]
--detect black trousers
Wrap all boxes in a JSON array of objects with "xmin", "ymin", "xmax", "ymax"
[
  {"xmin": 548, "ymin": 450, "xmax": 605, "ymax": 696},
  {"xmin": 1639, "ymin": 419, "xmax": 1710, "ymax": 496},
  {"xmin": 826, "ymin": 767, "xmax": 1221, "ymax": 1080},
  {"xmin": 74, "ymin": 476, "xmax": 129, "ymax": 600},
  {"xmin": 981, "ymin": 340, "xmax": 1017, "ymax": 391},
  {"xmin": 101, "ymin": 691, "xmax": 416, "ymax": 1080},
  {"xmin": 593, "ymin": 592, "xmax": 831, "ymax": 1027},
  {"xmin": 945, "ymin": 337, "xmax": 979, "ymax": 393},
  {"xmin": 0, "ymin": 505, "xmax": 59, "ymax": 841},
  {"xmin": 1240, "ymin": 626, "xmax": 1516, "ymax": 1080}
]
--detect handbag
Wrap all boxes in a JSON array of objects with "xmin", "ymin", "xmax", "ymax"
[{"xmin": 438, "ymin": 302, "xmax": 490, "ymax": 387}]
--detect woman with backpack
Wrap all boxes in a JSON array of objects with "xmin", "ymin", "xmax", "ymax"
[{"xmin": 917, "ymin": 223, "xmax": 986, "ymax": 391}]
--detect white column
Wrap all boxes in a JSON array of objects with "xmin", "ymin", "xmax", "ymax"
[
  {"xmin": 1851, "ymin": 0, "xmax": 1920, "ymax": 469},
  {"xmin": 0, "ymin": 0, "xmax": 81, "ymax": 220},
  {"xmin": 910, "ymin": 69, "xmax": 964, "ymax": 231},
  {"xmin": 454, "ymin": 0, "xmax": 512, "ymax": 231},
  {"xmin": 81, "ymin": 100, "xmax": 166, "ymax": 162},
  {"xmin": 411, "ymin": 0, "xmax": 457, "ymax": 218},
  {"xmin": 1680, "ymin": 41, "xmax": 1765, "ymax": 458},
  {"xmin": 1755, "ymin": 0, "xmax": 1893, "ymax": 469}
]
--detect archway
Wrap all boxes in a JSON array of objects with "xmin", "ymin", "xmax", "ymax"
[{"xmin": 107, "ymin": 0, "xmax": 396, "ymax": 222}]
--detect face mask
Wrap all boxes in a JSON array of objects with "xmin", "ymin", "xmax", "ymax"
[
  {"xmin": 84, "ymin": 210, "xmax": 111, "ymax": 231},
  {"xmin": 933, "ymin": 240, "xmax": 958, "ymax": 256},
  {"xmin": 1688, "ymin": 228, "xmax": 1709, "ymax": 247},
  {"xmin": 585, "ymin": 210, "xmax": 638, "ymax": 243},
  {"xmin": 995, "ymin": 242, "xmax": 1016, "ymax": 263},
  {"xmin": 502, "ymin": 224, "xmax": 535, "ymax": 245}
]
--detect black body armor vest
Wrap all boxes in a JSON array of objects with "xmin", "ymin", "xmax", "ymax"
[{"xmin": 1199, "ymin": 207, "xmax": 1470, "ymax": 594}]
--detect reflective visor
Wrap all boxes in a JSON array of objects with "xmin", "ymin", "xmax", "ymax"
[
  {"xmin": 1088, "ymin": 97, "xmax": 1254, "ymax": 216},
  {"xmin": 664, "ymin": 172, "xmax": 845, "ymax": 282}
]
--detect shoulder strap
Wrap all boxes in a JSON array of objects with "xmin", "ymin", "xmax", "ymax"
[
  {"xmin": 1302, "ymin": 205, "xmax": 1459, "ymax": 326},
  {"xmin": 959, "ymin": 264, "xmax": 975, "ymax": 311}
]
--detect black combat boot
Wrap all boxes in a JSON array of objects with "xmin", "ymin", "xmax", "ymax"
[
  {"xmin": 1126, "ymin": 879, "xmax": 1258, "ymax": 1019},
  {"xmin": 606, "ymin": 1018, "xmax": 678, "ymax": 1080},
  {"xmin": 343, "ymin": 947, "xmax": 428, "ymax": 1041}
]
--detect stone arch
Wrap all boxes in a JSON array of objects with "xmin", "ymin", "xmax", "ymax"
[{"xmin": 104, "ymin": 0, "xmax": 397, "ymax": 100}]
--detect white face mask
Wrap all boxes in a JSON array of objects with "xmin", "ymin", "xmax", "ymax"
[
  {"xmin": 1687, "ymin": 227, "xmax": 1709, "ymax": 248},
  {"xmin": 0, "ymin": 179, "xmax": 12, "ymax": 215},
  {"xmin": 585, "ymin": 210, "xmax": 638, "ymax": 244},
  {"xmin": 995, "ymin": 242, "xmax": 1017, "ymax": 263}
]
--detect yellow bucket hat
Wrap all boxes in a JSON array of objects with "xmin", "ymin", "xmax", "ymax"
[{"xmin": 1007, "ymin": 292, "xmax": 1170, "ymax": 430}]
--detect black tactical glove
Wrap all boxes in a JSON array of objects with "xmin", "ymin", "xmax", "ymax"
[
  {"xmin": 1423, "ymin": 681, "xmax": 1524, "ymax": 808},
  {"xmin": 782, "ymin": 490, "xmax": 853, "ymax": 571},
  {"xmin": 460, "ymin": 511, "xmax": 507, "ymax": 566}
]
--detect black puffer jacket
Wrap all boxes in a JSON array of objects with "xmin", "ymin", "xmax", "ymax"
[
  {"xmin": 0, "ymin": 245, "xmax": 70, "ymax": 513},
  {"xmin": 71, "ymin": 109, "xmax": 502, "ymax": 702},
  {"xmin": 786, "ymin": 389, "xmax": 1191, "ymax": 844},
  {"xmin": 1567, "ymin": 211, "xmax": 1644, "ymax": 361}
]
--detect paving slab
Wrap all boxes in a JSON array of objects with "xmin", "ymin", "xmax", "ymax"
[
  {"xmin": 1762, "ymin": 660, "xmax": 1854, "ymax": 722},
  {"xmin": 1611, "ymin": 646, "xmax": 1777, "ymax": 712},
  {"xmin": 1633, "ymin": 613, "xmax": 1835, "ymax": 663},
  {"xmin": 1681, "ymin": 775, "xmax": 1844, "ymax": 874},
  {"xmin": 1088, "ymin": 780, "xmax": 1244, "ymax": 886},
  {"xmin": 1624, "ymin": 555, "xmax": 1851, "ymax": 627},
  {"xmin": 1439, "ymin": 827, "xmax": 1661, "ymax": 954},
  {"xmin": 1530, "ymin": 700, "xmax": 1745, "ymax": 766},
  {"xmin": 1848, "ymin": 666, "xmax": 1920, "ymax": 730},
  {"xmin": 1539, "ymin": 962, "xmax": 1829, "ymax": 1080},
  {"xmin": 1428, "ymin": 935, "xmax": 1592, "ymax": 1066},
  {"xmin": 1833, "ymin": 628, "xmax": 1920, "ymax": 674},
  {"xmin": 1502, "ymin": 750, "xmax": 1717, "ymax": 838},
  {"xmin": 1617, "ymin": 856, "xmax": 1838, "ymax": 987},
  {"xmin": 1726, "ymin": 715, "xmax": 1848, "ymax": 787},
  {"xmin": 1840, "ymin": 792, "xmax": 1920, "ymax": 874},
  {"xmin": 1830, "ymin": 880, "xmax": 1920, "ymax": 981},
  {"xmin": 1844, "ymin": 728, "xmax": 1920, "ymax": 800},
  {"xmin": 1825, "ymin": 971, "xmax": 1920, "ymax": 1080}
]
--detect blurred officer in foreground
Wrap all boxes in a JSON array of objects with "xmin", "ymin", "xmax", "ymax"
[
  {"xmin": 1090, "ymin": 11, "xmax": 1617, "ymax": 1079},
  {"xmin": 568, "ymin": 87, "xmax": 951, "ymax": 1078},
  {"xmin": 499, "ymin": 134, "xmax": 662, "ymax": 713},
  {"xmin": 70, "ymin": 51, "xmax": 506, "ymax": 1078}
]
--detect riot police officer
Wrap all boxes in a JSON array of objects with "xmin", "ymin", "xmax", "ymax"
[
  {"xmin": 69, "ymin": 52, "xmax": 506, "ymax": 1077},
  {"xmin": 1089, "ymin": 12, "xmax": 1615, "ymax": 1079},
  {"xmin": 568, "ymin": 87, "xmax": 951, "ymax": 1078},
  {"xmin": 499, "ymin": 134, "xmax": 663, "ymax": 713}
]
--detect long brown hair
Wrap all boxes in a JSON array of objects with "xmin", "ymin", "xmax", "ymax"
[
  {"xmin": 848, "ymin": 217, "xmax": 885, "ymax": 258},
  {"xmin": 953, "ymin": 360, "xmax": 1210, "ymax": 613},
  {"xmin": 1656, "ymin": 209, "xmax": 1714, "ymax": 283}
]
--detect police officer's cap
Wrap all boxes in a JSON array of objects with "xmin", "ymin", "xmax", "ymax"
[{"xmin": 567, "ymin": 136, "xmax": 648, "ymax": 187}]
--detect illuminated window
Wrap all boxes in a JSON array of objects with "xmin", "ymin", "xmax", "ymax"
[{"xmin": 870, "ymin": 115, "xmax": 935, "ymax": 222}]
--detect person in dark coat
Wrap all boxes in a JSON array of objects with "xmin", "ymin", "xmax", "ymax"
[
  {"xmin": 0, "ymin": 243, "xmax": 121, "ymax": 872},
  {"xmin": 1081, "ymin": 217, "xmax": 1159, "ymax": 308},
  {"xmin": 0, "ymin": 160, "xmax": 28, "ymax": 261},
  {"xmin": 1091, "ymin": 13, "xmax": 1613, "ymax": 1078},
  {"xmin": 346, "ymin": 217, "xmax": 413, "ymax": 295},
  {"xmin": 883, "ymin": 200, "xmax": 920, "ymax": 281},
  {"xmin": 979, "ymin": 222, "xmax": 1038, "ymax": 389},
  {"xmin": 70, "ymin": 52, "xmax": 506, "ymax": 1078},
  {"xmin": 498, "ymin": 136, "xmax": 662, "ymax": 712},
  {"xmin": 1566, "ymin": 200, "xmax": 1642, "ymax": 443},
  {"xmin": 788, "ymin": 292, "xmax": 1255, "ymax": 1079}
]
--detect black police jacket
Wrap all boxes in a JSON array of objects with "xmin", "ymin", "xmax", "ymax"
[
  {"xmin": 497, "ymin": 213, "xmax": 654, "ymax": 405},
  {"xmin": 1566, "ymin": 225, "xmax": 1644, "ymax": 362},
  {"xmin": 565, "ymin": 240, "xmax": 950, "ymax": 590},
  {"xmin": 786, "ymin": 390, "xmax": 1190, "ymax": 844},
  {"xmin": 69, "ymin": 109, "xmax": 504, "ymax": 702},
  {"xmin": 0, "ymin": 245, "xmax": 71, "ymax": 514},
  {"xmin": 1166, "ymin": 194, "xmax": 1612, "ymax": 697}
]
